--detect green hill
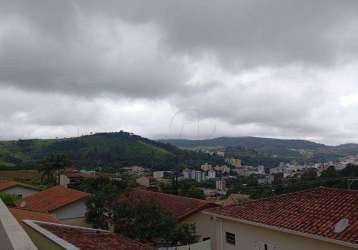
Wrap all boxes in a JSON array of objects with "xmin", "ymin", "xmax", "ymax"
[
  {"xmin": 161, "ymin": 137, "xmax": 358, "ymax": 164},
  {"xmin": 0, "ymin": 132, "xmax": 224, "ymax": 171}
]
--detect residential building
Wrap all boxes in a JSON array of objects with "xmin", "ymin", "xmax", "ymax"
[
  {"xmin": 201, "ymin": 188, "xmax": 217, "ymax": 197},
  {"xmin": 227, "ymin": 158, "xmax": 241, "ymax": 168},
  {"xmin": 222, "ymin": 165, "xmax": 231, "ymax": 174},
  {"xmin": 216, "ymin": 179, "xmax": 226, "ymax": 191},
  {"xmin": 16, "ymin": 185, "xmax": 90, "ymax": 225},
  {"xmin": 257, "ymin": 165, "xmax": 265, "ymax": 174},
  {"xmin": 204, "ymin": 187, "xmax": 358, "ymax": 250},
  {"xmin": 153, "ymin": 170, "xmax": 173, "ymax": 179},
  {"xmin": 270, "ymin": 165, "xmax": 284, "ymax": 175},
  {"xmin": 208, "ymin": 170, "xmax": 216, "ymax": 179},
  {"xmin": 136, "ymin": 176, "xmax": 157, "ymax": 188},
  {"xmin": 23, "ymin": 220, "xmax": 153, "ymax": 250},
  {"xmin": 9, "ymin": 207, "xmax": 60, "ymax": 224},
  {"xmin": 60, "ymin": 168, "xmax": 95, "ymax": 188},
  {"xmin": 122, "ymin": 165, "xmax": 147, "ymax": 176},
  {"xmin": 182, "ymin": 168, "xmax": 192, "ymax": 179},
  {"xmin": 257, "ymin": 175, "xmax": 275, "ymax": 185},
  {"xmin": 0, "ymin": 180, "xmax": 41, "ymax": 198},
  {"xmin": 194, "ymin": 170, "xmax": 206, "ymax": 183},
  {"xmin": 216, "ymin": 151, "xmax": 225, "ymax": 157},
  {"xmin": 201, "ymin": 163, "xmax": 213, "ymax": 172},
  {"xmin": 235, "ymin": 165, "xmax": 256, "ymax": 176}
]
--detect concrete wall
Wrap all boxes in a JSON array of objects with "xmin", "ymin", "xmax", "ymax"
[
  {"xmin": 53, "ymin": 199, "xmax": 87, "ymax": 220},
  {"xmin": 3, "ymin": 186, "xmax": 39, "ymax": 198},
  {"xmin": 177, "ymin": 240, "xmax": 211, "ymax": 250},
  {"xmin": 214, "ymin": 217, "xmax": 354, "ymax": 250},
  {"xmin": 59, "ymin": 175, "xmax": 70, "ymax": 188},
  {"xmin": 23, "ymin": 224, "xmax": 64, "ymax": 250},
  {"xmin": 0, "ymin": 199, "xmax": 38, "ymax": 250},
  {"xmin": 181, "ymin": 212, "xmax": 217, "ymax": 250}
]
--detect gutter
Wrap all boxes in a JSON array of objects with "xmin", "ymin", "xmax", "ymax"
[{"xmin": 204, "ymin": 211, "xmax": 358, "ymax": 249}]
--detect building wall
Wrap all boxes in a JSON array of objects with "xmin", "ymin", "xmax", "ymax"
[
  {"xmin": 182, "ymin": 212, "xmax": 217, "ymax": 250},
  {"xmin": 53, "ymin": 199, "xmax": 87, "ymax": 220},
  {"xmin": 214, "ymin": 217, "xmax": 354, "ymax": 250},
  {"xmin": 23, "ymin": 224, "xmax": 64, "ymax": 250},
  {"xmin": 60, "ymin": 217, "xmax": 90, "ymax": 227},
  {"xmin": 2, "ymin": 186, "xmax": 39, "ymax": 198},
  {"xmin": 59, "ymin": 174, "xmax": 70, "ymax": 188}
]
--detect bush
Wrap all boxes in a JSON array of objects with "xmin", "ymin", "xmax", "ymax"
[{"xmin": 0, "ymin": 192, "xmax": 19, "ymax": 206}]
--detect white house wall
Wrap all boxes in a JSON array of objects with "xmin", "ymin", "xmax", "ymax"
[
  {"xmin": 2, "ymin": 186, "xmax": 39, "ymax": 198},
  {"xmin": 53, "ymin": 199, "xmax": 87, "ymax": 220},
  {"xmin": 214, "ymin": 217, "xmax": 354, "ymax": 250}
]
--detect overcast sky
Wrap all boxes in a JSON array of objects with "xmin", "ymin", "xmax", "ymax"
[{"xmin": 1, "ymin": 0, "xmax": 358, "ymax": 145}]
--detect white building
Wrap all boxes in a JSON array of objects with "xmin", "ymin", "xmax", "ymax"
[
  {"xmin": 216, "ymin": 179, "xmax": 227, "ymax": 191},
  {"xmin": 0, "ymin": 180, "xmax": 40, "ymax": 198},
  {"xmin": 208, "ymin": 170, "xmax": 216, "ymax": 179},
  {"xmin": 257, "ymin": 165, "xmax": 265, "ymax": 174},
  {"xmin": 17, "ymin": 186, "xmax": 90, "ymax": 224}
]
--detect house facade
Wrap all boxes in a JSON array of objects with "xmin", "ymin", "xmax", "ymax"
[
  {"xmin": 16, "ymin": 185, "xmax": 90, "ymax": 225},
  {"xmin": 0, "ymin": 180, "xmax": 41, "ymax": 198},
  {"xmin": 203, "ymin": 187, "xmax": 357, "ymax": 250}
]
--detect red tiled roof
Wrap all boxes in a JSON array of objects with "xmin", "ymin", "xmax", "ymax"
[
  {"xmin": 9, "ymin": 207, "xmax": 60, "ymax": 224},
  {"xmin": 127, "ymin": 189, "xmax": 217, "ymax": 221},
  {"xmin": 63, "ymin": 168, "xmax": 95, "ymax": 180},
  {"xmin": 207, "ymin": 187, "xmax": 358, "ymax": 245},
  {"xmin": 16, "ymin": 186, "xmax": 90, "ymax": 212},
  {"xmin": 37, "ymin": 222, "xmax": 153, "ymax": 250},
  {"xmin": 0, "ymin": 180, "xmax": 41, "ymax": 191}
]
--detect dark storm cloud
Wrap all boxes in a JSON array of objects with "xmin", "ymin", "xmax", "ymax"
[{"xmin": 1, "ymin": 0, "xmax": 358, "ymax": 98}]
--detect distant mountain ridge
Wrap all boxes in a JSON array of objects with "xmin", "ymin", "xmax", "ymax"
[{"xmin": 160, "ymin": 137, "xmax": 358, "ymax": 165}]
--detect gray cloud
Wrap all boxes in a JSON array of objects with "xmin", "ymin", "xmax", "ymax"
[{"xmin": 1, "ymin": 0, "xmax": 358, "ymax": 144}]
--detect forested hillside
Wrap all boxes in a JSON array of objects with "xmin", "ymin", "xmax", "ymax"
[{"xmin": 0, "ymin": 132, "xmax": 224, "ymax": 170}]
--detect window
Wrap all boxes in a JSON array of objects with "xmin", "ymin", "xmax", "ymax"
[
  {"xmin": 256, "ymin": 242, "xmax": 275, "ymax": 250},
  {"xmin": 225, "ymin": 232, "xmax": 236, "ymax": 245}
]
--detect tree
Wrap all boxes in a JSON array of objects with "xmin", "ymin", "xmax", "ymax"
[
  {"xmin": 38, "ymin": 154, "xmax": 70, "ymax": 185},
  {"xmin": 112, "ymin": 197, "xmax": 199, "ymax": 246},
  {"xmin": 161, "ymin": 180, "xmax": 205, "ymax": 199},
  {"xmin": 320, "ymin": 166, "xmax": 338, "ymax": 179},
  {"xmin": 301, "ymin": 168, "xmax": 317, "ymax": 181},
  {"xmin": 83, "ymin": 177, "xmax": 123, "ymax": 229}
]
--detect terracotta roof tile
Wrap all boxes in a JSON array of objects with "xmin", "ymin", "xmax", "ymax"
[
  {"xmin": 0, "ymin": 180, "xmax": 41, "ymax": 191},
  {"xmin": 9, "ymin": 207, "xmax": 60, "ymax": 224},
  {"xmin": 16, "ymin": 186, "xmax": 90, "ymax": 212},
  {"xmin": 207, "ymin": 187, "xmax": 358, "ymax": 245},
  {"xmin": 37, "ymin": 222, "xmax": 153, "ymax": 250},
  {"xmin": 127, "ymin": 189, "xmax": 217, "ymax": 220}
]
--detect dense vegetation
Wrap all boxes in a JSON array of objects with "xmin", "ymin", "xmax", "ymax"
[
  {"xmin": 227, "ymin": 164, "xmax": 358, "ymax": 199},
  {"xmin": 81, "ymin": 177, "xmax": 198, "ymax": 247},
  {"xmin": 0, "ymin": 192, "xmax": 19, "ymax": 206},
  {"xmin": 0, "ymin": 132, "xmax": 224, "ymax": 171},
  {"xmin": 160, "ymin": 179, "xmax": 205, "ymax": 199}
]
